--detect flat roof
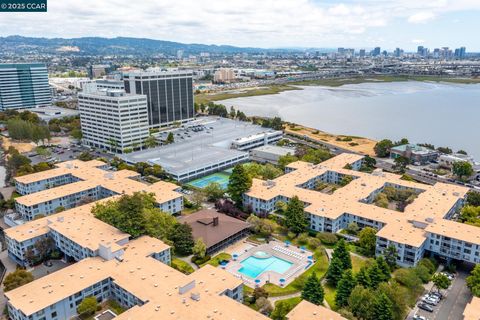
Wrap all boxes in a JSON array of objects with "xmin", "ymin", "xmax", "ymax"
[
  {"xmin": 287, "ymin": 300, "xmax": 346, "ymax": 320},
  {"xmin": 246, "ymin": 153, "xmax": 472, "ymax": 247},
  {"xmin": 463, "ymin": 297, "xmax": 480, "ymax": 320},
  {"xmin": 251, "ymin": 145, "xmax": 295, "ymax": 156},
  {"xmin": 121, "ymin": 117, "xmax": 279, "ymax": 176}
]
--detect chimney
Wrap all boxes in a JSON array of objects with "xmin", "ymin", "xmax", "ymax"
[{"xmin": 213, "ymin": 217, "xmax": 219, "ymax": 226}]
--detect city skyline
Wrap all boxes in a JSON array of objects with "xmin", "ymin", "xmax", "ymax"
[{"xmin": 0, "ymin": 0, "xmax": 480, "ymax": 50}]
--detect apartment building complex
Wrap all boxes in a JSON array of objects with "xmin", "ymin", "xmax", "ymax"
[
  {"xmin": 11, "ymin": 159, "xmax": 183, "ymax": 223},
  {"xmin": 0, "ymin": 63, "xmax": 51, "ymax": 110},
  {"xmin": 123, "ymin": 70, "xmax": 194, "ymax": 128},
  {"xmin": 214, "ymin": 68, "xmax": 236, "ymax": 83},
  {"xmin": 78, "ymin": 89, "xmax": 150, "ymax": 152},
  {"xmin": 3, "ymin": 161, "xmax": 346, "ymax": 320},
  {"xmin": 244, "ymin": 153, "xmax": 477, "ymax": 267}
]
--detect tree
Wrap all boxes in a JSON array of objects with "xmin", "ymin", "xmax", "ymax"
[
  {"xmin": 93, "ymin": 192, "xmax": 156, "ymax": 237},
  {"xmin": 284, "ymin": 196, "xmax": 308, "ymax": 234},
  {"xmin": 204, "ymin": 182, "xmax": 225, "ymax": 202},
  {"xmin": 144, "ymin": 209, "xmax": 178, "ymax": 242},
  {"xmin": 246, "ymin": 215, "xmax": 276, "ymax": 238},
  {"xmin": 374, "ymin": 139, "xmax": 393, "ymax": 157},
  {"xmin": 55, "ymin": 206, "xmax": 65, "ymax": 213},
  {"xmin": 193, "ymin": 238, "xmax": 207, "ymax": 259},
  {"xmin": 467, "ymin": 264, "xmax": 480, "ymax": 297},
  {"xmin": 77, "ymin": 151, "xmax": 94, "ymax": 161},
  {"xmin": 460, "ymin": 205, "xmax": 480, "ymax": 225},
  {"xmin": 335, "ymin": 270, "xmax": 356, "ymax": 308},
  {"xmin": 256, "ymin": 297, "xmax": 273, "ymax": 314},
  {"xmin": 253, "ymin": 287, "xmax": 269, "ymax": 300},
  {"xmin": 3, "ymin": 269, "xmax": 34, "ymax": 292},
  {"xmin": 384, "ymin": 245, "xmax": 398, "ymax": 269},
  {"xmin": 367, "ymin": 261, "xmax": 385, "ymax": 288},
  {"xmin": 270, "ymin": 300, "xmax": 290, "ymax": 320},
  {"xmin": 332, "ymin": 239, "xmax": 352, "ymax": 270},
  {"xmin": 348, "ymin": 285, "xmax": 375, "ymax": 320},
  {"xmin": 393, "ymin": 156, "xmax": 409, "ymax": 173},
  {"xmin": 466, "ymin": 191, "xmax": 480, "ymax": 207},
  {"xmin": 227, "ymin": 164, "xmax": 252, "ymax": 206},
  {"xmin": 372, "ymin": 293, "xmax": 394, "ymax": 320},
  {"xmin": 166, "ymin": 132, "xmax": 175, "ymax": 144},
  {"xmin": 432, "ymin": 273, "xmax": 451, "ymax": 291},
  {"xmin": 452, "ymin": 161, "xmax": 474, "ymax": 180},
  {"xmin": 326, "ymin": 256, "xmax": 346, "ymax": 286},
  {"xmin": 437, "ymin": 146, "xmax": 453, "ymax": 154},
  {"xmin": 358, "ymin": 227, "xmax": 377, "ymax": 256},
  {"xmin": 356, "ymin": 266, "xmax": 371, "ymax": 288},
  {"xmin": 376, "ymin": 256, "xmax": 391, "ymax": 282},
  {"xmin": 144, "ymin": 135, "xmax": 157, "ymax": 148},
  {"xmin": 70, "ymin": 128, "xmax": 83, "ymax": 140},
  {"xmin": 346, "ymin": 222, "xmax": 359, "ymax": 235},
  {"xmin": 170, "ymin": 223, "xmax": 195, "ymax": 256},
  {"xmin": 34, "ymin": 237, "xmax": 55, "ymax": 261},
  {"xmin": 77, "ymin": 296, "xmax": 98, "ymax": 316},
  {"xmin": 301, "ymin": 272, "xmax": 324, "ymax": 305},
  {"xmin": 377, "ymin": 282, "xmax": 408, "ymax": 320},
  {"xmin": 394, "ymin": 269, "xmax": 422, "ymax": 291},
  {"xmin": 278, "ymin": 153, "xmax": 299, "ymax": 169}
]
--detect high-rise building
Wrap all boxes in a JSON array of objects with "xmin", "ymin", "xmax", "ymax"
[
  {"xmin": 455, "ymin": 47, "xmax": 467, "ymax": 59},
  {"xmin": 214, "ymin": 68, "xmax": 236, "ymax": 83},
  {"xmin": 394, "ymin": 48, "xmax": 403, "ymax": 57},
  {"xmin": 78, "ymin": 89, "xmax": 149, "ymax": 153},
  {"xmin": 372, "ymin": 47, "xmax": 381, "ymax": 56},
  {"xmin": 359, "ymin": 49, "xmax": 366, "ymax": 58},
  {"xmin": 0, "ymin": 63, "xmax": 51, "ymax": 110},
  {"xmin": 123, "ymin": 71, "xmax": 194, "ymax": 128}
]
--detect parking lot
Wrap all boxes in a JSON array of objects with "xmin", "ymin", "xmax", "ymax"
[
  {"xmin": 28, "ymin": 144, "xmax": 113, "ymax": 165},
  {"xmin": 411, "ymin": 270, "xmax": 472, "ymax": 320}
]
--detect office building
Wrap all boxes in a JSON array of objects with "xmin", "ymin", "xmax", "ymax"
[
  {"xmin": 372, "ymin": 47, "xmax": 381, "ymax": 56},
  {"xmin": 78, "ymin": 89, "xmax": 149, "ymax": 153},
  {"xmin": 0, "ymin": 63, "xmax": 51, "ymax": 110},
  {"xmin": 249, "ymin": 145, "xmax": 296, "ymax": 164},
  {"xmin": 244, "ymin": 153, "xmax": 478, "ymax": 268},
  {"xmin": 88, "ymin": 64, "xmax": 113, "ymax": 79},
  {"xmin": 123, "ymin": 70, "xmax": 194, "ymax": 128},
  {"xmin": 359, "ymin": 49, "xmax": 366, "ymax": 58},
  {"xmin": 214, "ymin": 68, "xmax": 236, "ymax": 83},
  {"xmin": 390, "ymin": 144, "xmax": 439, "ymax": 165}
]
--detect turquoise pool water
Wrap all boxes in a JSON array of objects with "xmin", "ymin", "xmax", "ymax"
[
  {"xmin": 187, "ymin": 172, "xmax": 230, "ymax": 189},
  {"xmin": 238, "ymin": 255, "xmax": 293, "ymax": 279}
]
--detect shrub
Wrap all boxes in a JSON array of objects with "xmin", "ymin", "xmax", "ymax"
[
  {"xmin": 414, "ymin": 265, "xmax": 432, "ymax": 283},
  {"xmin": 191, "ymin": 255, "xmax": 211, "ymax": 266},
  {"xmin": 296, "ymin": 233, "xmax": 309, "ymax": 245},
  {"xmin": 308, "ymin": 237, "xmax": 322, "ymax": 249},
  {"xmin": 287, "ymin": 231, "xmax": 296, "ymax": 240},
  {"xmin": 418, "ymin": 258, "xmax": 437, "ymax": 275},
  {"xmin": 316, "ymin": 232, "xmax": 338, "ymax": 245}
]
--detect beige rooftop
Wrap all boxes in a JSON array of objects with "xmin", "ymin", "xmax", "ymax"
[
  {"xmin": 463, "ymin": 297, "xmax": 480, "ymax": 320},
  {"xmin": 5, "ymin": 236, "xmax": 270, "ymax": 320},
  {"xmin": 246, "ymin": 153, "xmax": 471, "ymax": 247},
  {"xmin": 14, "ymin": 160, "xmax": 180, "ymax": 207},
  {"xmin": 287, "ymin": 300, "xmax": 346, "ymax": 320}
]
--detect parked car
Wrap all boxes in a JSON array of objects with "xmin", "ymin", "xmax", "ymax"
[
  {"xmin": 418, "ymin": 303, "xmax": 434, "ymax": 312},
  {"xmin": 422, "ymin": 296, "xmax": 438, "ymax": 306},
  {"xmin": 413, "ymin": 315, "xmax": 428, "ymax": 320},
  {"xmin": 430, "ymin": 291, "xmax": 443, "ymax": 300}
]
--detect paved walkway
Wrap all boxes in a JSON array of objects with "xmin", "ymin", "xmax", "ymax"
[
  {"xmin": 0, "ymin": 250, "xmax": 16, "ymax": 316},
  {"xmin": 176, "ymin": 255, "xmax": 199, "ymax": 271}
]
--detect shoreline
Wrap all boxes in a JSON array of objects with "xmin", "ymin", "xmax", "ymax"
[{"xmin": 194, "ymin": 75, "xmax": 480, "ymax": 104}]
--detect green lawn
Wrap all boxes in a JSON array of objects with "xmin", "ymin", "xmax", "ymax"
[
  {"xmin": 263, "ymin": 248, "xmax": 329, "ymax": 297},
  {"xmin": 273, "ymin": 296, "xmax": 303, "ymax": 313},
  {"xmin": 200, "ymin": 252, "xmax": 232, "ymax": 267},
  {"xmin": 323, "ymin": 284, "xmax": 337, "ymax": 310},
  {"xmin": 171, "ymin": 258, "xmax": 195, "ymax": 274},
  {"xmin": 351, "ymin": 254, "xmax": 370, "ymax": 273}
]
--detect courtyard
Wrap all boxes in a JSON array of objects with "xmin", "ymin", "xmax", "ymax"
[{"xmin": 223, "ymin": 240, "xmax": 314, "ymax": 287}]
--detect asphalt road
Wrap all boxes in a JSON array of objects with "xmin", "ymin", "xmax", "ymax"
[{"xmin": 414, "ymin": 270, "xmax": 471, "ymax": 320}]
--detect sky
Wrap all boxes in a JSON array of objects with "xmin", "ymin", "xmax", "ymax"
[{"xmin": 0, "ymin": 0, "xmax": 480, "ymax": 51}]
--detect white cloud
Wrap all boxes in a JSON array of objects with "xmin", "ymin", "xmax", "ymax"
[
  {"xmin": 0, "ymin": 0, "xmax": 478, "ymax": 47},
  {"xmin": 408, "ymin": 12, "xmax": 436, "ymax": 24},
  {"xmin": 412, "ymin": 39, "xmax": 426, "ymax": 44}
]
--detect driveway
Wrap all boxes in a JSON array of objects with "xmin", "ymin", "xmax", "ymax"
[{"xmin": 411, "ymin": 270, "xmax": 472, "ymax": 320}]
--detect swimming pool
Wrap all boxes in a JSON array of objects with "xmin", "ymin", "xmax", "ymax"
[
  {"xmin": 238, "ymin": 255, "xmax": 293, "ymax": 279},
  {"xmin": 187, "ymin": 172, "xmax": 230, "ymax": 189}
]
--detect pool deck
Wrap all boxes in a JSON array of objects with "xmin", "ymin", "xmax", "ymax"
[{"xmin": 222, "ymin": 240, "xmax": 314, "ymax": 287}]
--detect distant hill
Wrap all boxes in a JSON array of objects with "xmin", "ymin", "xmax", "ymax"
[{"xmin": 0, "ymin": 35, "xmax": 300, "ymax": 56}]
